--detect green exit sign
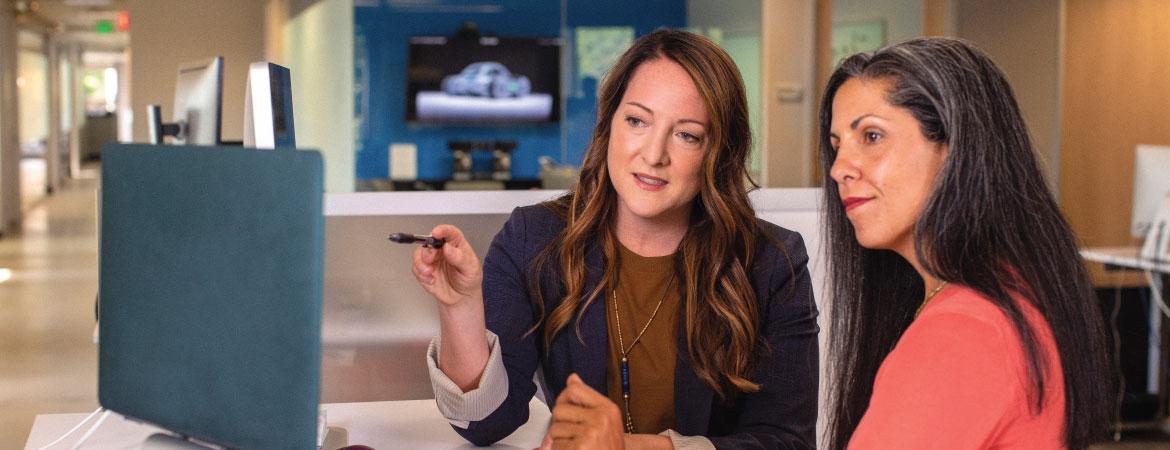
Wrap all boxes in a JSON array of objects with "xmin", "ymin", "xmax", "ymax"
[{"xmin": 95, "ymin": 20, "xmax": 114, "ymax": 34}]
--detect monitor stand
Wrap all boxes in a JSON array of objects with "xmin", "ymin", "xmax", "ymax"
[
  {"xmin": 140, "ymin": 433, "xmax": 215, "ymax": 450},
  {"xmin": 139, "ymin": 426, "xmax": 347, "ymax": 449},
  {"xmin": 146, "ymin": 104, "xmax": 184, "ymax": 145}
]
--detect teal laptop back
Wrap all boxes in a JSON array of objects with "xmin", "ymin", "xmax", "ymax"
[{"xmin": 98, "ymin": 144, "xmax": 323, "ymax": 449}]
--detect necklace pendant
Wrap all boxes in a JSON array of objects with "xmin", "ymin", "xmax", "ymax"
[
  {"xmin": 611, "ymin": 278, "xmax": 672, "ymax": 438},
  {"xmin": 620, "ymin": 359, "xmax": 630, "ymax": 394}
]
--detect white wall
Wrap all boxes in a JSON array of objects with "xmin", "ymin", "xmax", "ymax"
[
  {"xmin": 17, "ymin": 48, "xmax": 49, "ymax": 147},
  {"xmin": 125, "ymin": 0, "xmax": 267, "ymax": 144},
  {"xmin": 833, "ymin": 0, "xmax": 922, "ymax": 46},
  {"xmin": 956, "ymin": 0, "xmax": 1063, "ymax": 194},
  {"xmin": 282, "ymin": 0, "xmax": 355, "ymax": 193},
  {"xmin": 761, "ymin": 1, "xmax": 817, "ymax": 188},
  {"xmin": 0, "ymin": 6, "xmax": 20, "ymax": 232}
]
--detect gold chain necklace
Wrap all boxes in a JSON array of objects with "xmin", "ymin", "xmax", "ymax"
[
  {"xmin": 612, "ymin": 273, "xmax": 675, "ymax": 434},
  {"xmin": 915, "ymin": 281, "xmax": 950, "ymax": 318}
]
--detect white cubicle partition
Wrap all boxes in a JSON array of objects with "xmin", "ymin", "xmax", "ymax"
[
  {"xmin": 320, "ymin": 188, "xmax": 827, "ymax": 414},
  {"xmin": 750, "ymin": 188, "xmax": 829, "ymax": 443}
]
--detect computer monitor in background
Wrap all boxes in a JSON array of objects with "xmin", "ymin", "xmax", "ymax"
[
  {"xmin": 244, "ymin": 62, "xmax": 296, "ymax": 149},
  {"xmin": 148, "ymin": 57, "xmax": 224, "ymax": 145},
  {"xmin": 1132, "ymin": 145, "xmax": 1170, "ymax": 260},
  {"xmin": 1131, "ymin": 145, "xmax": 1170, "ymax": 237}
]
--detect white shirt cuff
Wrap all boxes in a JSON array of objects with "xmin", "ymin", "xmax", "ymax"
[
  {"xmin": 427, "ymin": 330, "xmax": 509, "ymax": 429},
  {"xmin": 660, "ymin": 429, "xmax": 717, "ymax": 450}
]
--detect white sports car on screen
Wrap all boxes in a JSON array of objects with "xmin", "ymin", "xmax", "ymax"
[{"xmin": 441, "ymin": 62, "xmax": 532, "ymax": 98}]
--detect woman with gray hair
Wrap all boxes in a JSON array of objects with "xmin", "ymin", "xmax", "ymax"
[{"xmin": 820, "ymin": 37, "xmax": 1113, "ymax": 449}]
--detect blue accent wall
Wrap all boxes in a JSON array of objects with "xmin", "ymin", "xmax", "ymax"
[{"xmin": 354, "ymin": 0, "xmax": 685, "ymax": 182}]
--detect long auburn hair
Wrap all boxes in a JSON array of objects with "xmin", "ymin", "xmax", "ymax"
[
  {"xmin": 529, "ymin": 29, "xmax": 766, "ymax": 399},
  {"xmin": 820, "ymin": 37, "xmax": 1113, "ymax": 449}
]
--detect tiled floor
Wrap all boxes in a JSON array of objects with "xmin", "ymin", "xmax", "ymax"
[{"xmin": 0, "ymin": 168, "xmax": 99, "ymax": 449}]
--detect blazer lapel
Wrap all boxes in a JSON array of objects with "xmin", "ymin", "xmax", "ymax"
[
  {"xmin": 673, "ymin": 306, "xmax": 713, "ymax": 435},
  {"xmin": 568, "ymin": 239, "xmax": 609, "ymax": 393}
]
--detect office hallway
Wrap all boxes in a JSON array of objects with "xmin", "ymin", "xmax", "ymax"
[{"xmin": 0, "ymin": 170, "xmax": 100, "ymax": 449}]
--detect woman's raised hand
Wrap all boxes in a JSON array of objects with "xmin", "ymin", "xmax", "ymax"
[
  {"xmin": 411, "ymin": 224, "xmax": 489, "ymax": 392},
  {"xmin": 411, "ymin": 224, "xmax": 483, "ymax": 308}
]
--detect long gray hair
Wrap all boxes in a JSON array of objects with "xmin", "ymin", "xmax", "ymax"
[{"xmin": 819, "ymin": 37, "xmax": 1113, "ymax": 449}]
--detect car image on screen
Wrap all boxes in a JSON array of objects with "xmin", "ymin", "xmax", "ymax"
[{"xmin": 441, "ymin": 61, "xmax": 532, "ymax": 98}]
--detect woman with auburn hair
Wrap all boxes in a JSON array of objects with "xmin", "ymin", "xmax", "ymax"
[
  {"xmin": 820, "ymin": 37, "xmax": 1113, "ymax": 449},
  {"xmin": 409, "ymin": 29, "xmax": 818, "ymax": 449}
]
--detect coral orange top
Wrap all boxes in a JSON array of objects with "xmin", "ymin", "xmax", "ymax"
[{"xmin": 848, "ymin": 284, "xmax": 1066, "ymax": 449}]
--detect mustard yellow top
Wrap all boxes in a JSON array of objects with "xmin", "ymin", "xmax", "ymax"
[{"xmin": 605, "ymin": 243, "xmax": 680, "ymax": 434}]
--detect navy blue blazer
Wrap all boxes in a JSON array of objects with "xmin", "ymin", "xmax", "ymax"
[{"xmin": 457, "ymin": 204, "xmax": 819, "ymax": 449}]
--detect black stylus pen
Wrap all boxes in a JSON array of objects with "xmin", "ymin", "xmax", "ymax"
[{"xmin": 388, "ymin": 232, "xmax": 445, "ymax": 249}]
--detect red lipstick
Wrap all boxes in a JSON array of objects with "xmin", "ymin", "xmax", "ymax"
[{"xmin": 842, "ymin": 197, "xmax": 871, "ymax": 212}]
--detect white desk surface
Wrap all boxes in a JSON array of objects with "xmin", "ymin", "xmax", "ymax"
[
  {"xmin": 25, "ymin": 398, "xmax": 551, "ymax": 450},
  {"xmin": 1081, "ymin": 246, "xmax": 1170, "ymax": 274}
]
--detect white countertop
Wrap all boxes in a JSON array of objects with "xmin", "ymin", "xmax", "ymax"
[{"xmin": 25, "ymin": 398, "xmax": 551, "ymax": 450}]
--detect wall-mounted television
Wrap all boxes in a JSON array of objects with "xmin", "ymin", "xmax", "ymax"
[{"xmin": 406, "ymin": 35, "xmax": 561, "ymax": 125}]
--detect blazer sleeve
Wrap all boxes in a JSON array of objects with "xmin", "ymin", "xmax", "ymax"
[
  {"xmin": 443, "ymin": 207, "xmax": 546, "ymax": 446},
  {"xmin": 708, "ymin": 230, "xmax": 820, "ymax": 449}
]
